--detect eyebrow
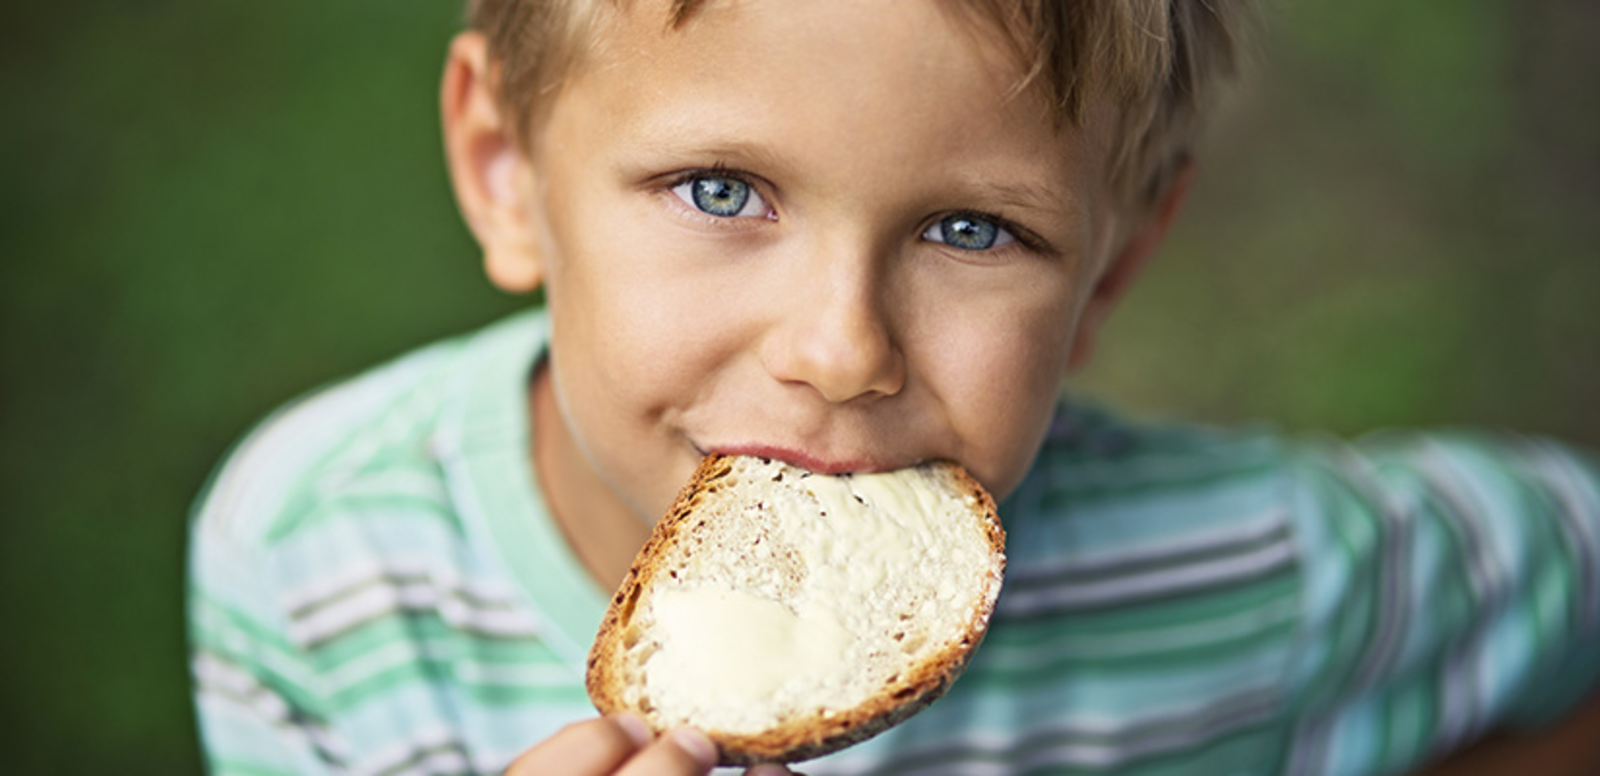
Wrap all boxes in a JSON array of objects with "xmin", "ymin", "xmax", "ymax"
[
  {"xmin": 964, "ymin": 177, "xmax": 1080, "ymax": 220},
  {"xmin": 617, "ymin": 134, "xmax": 797, "ymax": 181}
]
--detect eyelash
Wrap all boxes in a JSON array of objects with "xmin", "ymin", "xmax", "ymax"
[
  {"xmin": 662, "ymin": 165, "xmax": 775, "ymax": 225},
  {"xmin": 660, "ymin": 165, "xmax": 1050, "ymax": 255}
]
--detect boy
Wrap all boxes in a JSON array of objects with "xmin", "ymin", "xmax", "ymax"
[{"xmin": 188, "ymin": 0, "xmax": 1600, "ymax": 774}]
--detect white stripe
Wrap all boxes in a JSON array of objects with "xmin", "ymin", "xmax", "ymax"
[{"xmin": 998, "ymin": 537, "xmax": 1296, "ymax": 616}]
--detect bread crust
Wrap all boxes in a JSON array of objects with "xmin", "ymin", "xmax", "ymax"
[{"xmin": 586, "ymin": 455, "xmax": 1006, "ymax": 766}]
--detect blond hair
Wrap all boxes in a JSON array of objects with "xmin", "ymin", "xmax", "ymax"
[{"xmin": 465, "ymin": 0, "xmax": 1246, "ymax": 209}]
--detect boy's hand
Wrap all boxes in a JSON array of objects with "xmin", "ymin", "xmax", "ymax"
[{"xmin": 504, "ymin": 714, "xmax": 797, "ymax": 776}]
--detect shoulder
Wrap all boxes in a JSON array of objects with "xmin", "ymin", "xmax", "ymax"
[
  {"xmin": 1023, "ymin": 400, "xmax": 1286, "ymax": 492},
  {"xmin": 1006, "ymin": 400, "xmax": 1292, "ymax": 568},
  {"xmin": 193, "ymin": 336, "xmax": 464, "ymax": 550},
  {"xmin": 191, "ymin": 311, "xmax": 547, "ymax": 552},
  {"xmin": 187, "ymin": 312, "xmax": 570, "ymax": 775}
]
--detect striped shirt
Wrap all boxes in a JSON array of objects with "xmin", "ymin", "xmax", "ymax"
[{"xmin": 188, "ymin": 309, "xmax": 1600, "ymax": 775}]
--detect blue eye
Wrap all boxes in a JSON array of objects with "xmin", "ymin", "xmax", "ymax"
[
  {"xmin": 671, "ymin": 174, "xmax": 768, "ymax": 218},
  {"xmin": 923, "ymin": 214, "xmax": 1016, "ymax": 251}
]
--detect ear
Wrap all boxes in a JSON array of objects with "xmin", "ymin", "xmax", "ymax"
[
  {"xmin": 441, "ymin": 31, "xmax": 544, "ymax": 293},
  {"xmin": 1065, "ymin": 159, "xmax": 1195, "ymax": 373}
]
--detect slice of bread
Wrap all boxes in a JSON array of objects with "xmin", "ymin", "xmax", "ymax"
[{"xmin": 586, "ymin": 454, "xmax": 1006, "ymax": 765}]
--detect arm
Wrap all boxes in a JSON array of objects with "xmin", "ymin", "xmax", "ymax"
[
  {"xmin": 1285, "ymin": 431, "xmax": 1600, "ymax": 774},
  {"xmin": 188, "ymin": 520, "xmax": 344, "ymax": 774}
]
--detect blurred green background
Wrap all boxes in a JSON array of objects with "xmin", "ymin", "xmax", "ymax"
[{"xmin": 1, "ymin": 0, "xmax": 1595, "ymax": 771}]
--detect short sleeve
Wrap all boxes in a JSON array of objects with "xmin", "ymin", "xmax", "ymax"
[{"xmin": 1281, "ymin": 430, "xmax": 1600, "ymax": 775}]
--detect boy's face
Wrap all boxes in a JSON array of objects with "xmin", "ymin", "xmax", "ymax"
[{"xmin": 462, "ymin": 0, "xmax": 1142, "ymax": 526}]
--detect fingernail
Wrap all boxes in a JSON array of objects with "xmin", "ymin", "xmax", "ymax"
[
  {"xmin": 612, "ymin": 713, "xmax": 653, "ymax": 747},
  {"xmin": 668, "ymin": 727, "xmax": 719, "ymax": 768}
]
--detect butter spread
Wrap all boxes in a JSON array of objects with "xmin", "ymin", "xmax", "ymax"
[
  {"xmin": 646, "ymin": 585, "xmax": 851, "ymax": 713},
  {"xmin": 802, "ymin": 470, "xmax": 963, "ymax": 594},
  {"xmin": 634, "ymin": 459, "xmax": 994, "ymax": 734}
]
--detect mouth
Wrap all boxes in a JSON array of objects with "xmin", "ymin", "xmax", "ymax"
[{"xmin": 693, "ymin": 442, "xmax": 905, "ymax": 476}]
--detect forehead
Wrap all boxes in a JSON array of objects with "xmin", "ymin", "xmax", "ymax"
[{"xmin": 545, "ymin": 0, "xmax": 1108, "ymax": 217}]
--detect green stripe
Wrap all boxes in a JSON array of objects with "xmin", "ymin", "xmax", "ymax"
[
  {"xmin": 970, "ymin": 618, "xmax": 1299, "ymax": 681},
  {"xmin": 209, "ymin": 760, "xmax": 300, "ymax": 776},
  {"xmin": 975, "ymin": 623, "xmax": 1296, "ymax": 684}
]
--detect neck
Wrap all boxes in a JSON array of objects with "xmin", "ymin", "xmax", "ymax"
[{"xmin": 530, "ymin": 362, "xmax": 652, "ymax": 592}]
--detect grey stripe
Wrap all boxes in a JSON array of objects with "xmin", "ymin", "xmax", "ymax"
[
  {"xmin": 367, "ymin": 740, "xmax": 472, "ymax": 776},
  {"xmin": 1415, "ymin": 444, "xmax": 1507, "ymax": 749},
  {"xmin": 1287, "ymin": 446, "xmax": 1413, "ymax": 772},
  {"xmin": 1007, "ymin": 511, "xmax": 1292, "ymax": 588},
  {"xmin": 293, "ymin": 593, "xmax": 542, "ymax": 652},
  {"xmin": 194, "ymin": 651, "xmax": 349, "ymax": 769},
  {"xmin": 1331, "ymin": 447, "xmax": 1410, "ymax": 693},
  {"xmin": 1530, "ymin": 439, "xmax": 1600, "ymax": 634},
  {"xmin": 288, "ymin": 571, "xmax": 519, "ymax": 622},
  {"xmin": 996, "ymin": 535, "xmax": 1297, "ymax": 618}
]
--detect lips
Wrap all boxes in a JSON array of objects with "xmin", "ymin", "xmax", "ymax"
[{"xmin": 698, "ymin": 442, "xmax": 908, "ymax": 476}]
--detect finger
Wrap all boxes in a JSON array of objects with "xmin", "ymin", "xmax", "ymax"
[
  {"xmin": 504, "ymin": 714, "xmax": 653, "ymax": 776},
  {"xmin": 616, "ymin": 727, "xmax": 719, "ymax": 776}
]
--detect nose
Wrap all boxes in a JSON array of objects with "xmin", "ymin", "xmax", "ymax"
[{"xmin": 759, "ymin": 249, "xmax": 906, "ymax": 404}]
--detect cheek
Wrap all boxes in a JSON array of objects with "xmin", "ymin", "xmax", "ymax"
[
  {"xmin": 919, "ymin": 283, "xmax": 1080, "ymax": 494},
  {"xmin": 540, "ymin": 188, "xmax": 759, "ymax": 440}
]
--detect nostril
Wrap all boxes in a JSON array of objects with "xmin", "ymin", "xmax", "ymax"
[
  {"xmin": 779, "ymin": 321, "xmax": 904, "ymax": 403},
  {"xmin": 757, "ymin": 264, "xmax": 904, "ymax": 403}
]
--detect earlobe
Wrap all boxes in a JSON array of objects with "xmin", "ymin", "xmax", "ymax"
[
  {"xmin": 1065, "ymin": 159, "xmax": 1196, "ymax": 373},
  {"xmin": 441, "ymin": 31, "xmax": 544, "ymax": 293}
]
